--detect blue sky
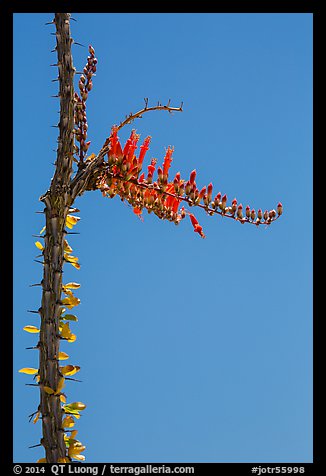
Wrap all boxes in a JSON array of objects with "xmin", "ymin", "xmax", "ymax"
[{"xmin": 13, "ymin": 13, "xmax": 312, "ymax": 463}]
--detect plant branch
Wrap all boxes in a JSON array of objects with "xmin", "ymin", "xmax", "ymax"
[
  {"xmin": 117, "ymin": 98, "xmax": 183, "ymax": 131},
  {"xmin": 103, "ymin": 171, "xmax": 280, "ymax": 227}
]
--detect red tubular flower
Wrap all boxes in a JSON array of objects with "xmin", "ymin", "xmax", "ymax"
[
  {"xmin": 108, "ymin": 126, "xmax": 120, "ymax": 159},
  {"xmin": 138, "ymin": 136, "xmax": 151, "ymax": 169},
  {"xmin": 189, "ymin": 213, "xmax": 206, "ymax": 238},
  {"xmin": 172, "ymin": 198, "xmax": 180, "ymax": 214},
  {"xmin": 147, "ymin": 163, "xmax": 156, "ymax": 176},
  {"xmin": 162, "ymin": 146, "xmax": 174, "ymax": 178},
  {"xmin": 127, "ymin": 133, "xmax": 139, "ymax": 162}
]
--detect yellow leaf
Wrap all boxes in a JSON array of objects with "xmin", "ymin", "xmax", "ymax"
[
  {"xmin": 66, "ymin": 402, "xmax": 86, "ymax": 411},
  {"xmin": 64, "ymin": 254, "xmax": 79, "ymax": 263},
  {"xmin": 19, "ymin": 367, "xmax": 38, "ymax": 375},
  {"xmin": 66, "ymin": 215, "xmax": 80, "ymax": 229},
  {"xmin": 57, "ymin": 458, "xmax": 69, "ymax": 463},
  {"xmin": 60, "ymin": 323, "xmax": 77, "ymax": 343},
  {"xmin": 55, "ymin": 376, "xmax": 65, "ymax": 395},
  {"xmin": 43, "ymin": 386, "xmax": 55, "ymax": 395},
  {"xmin": 58, "ymin": 352, "xmax": 69, "ymax": 360},
  {"xmin": 70, "ymin": 430, "xmax": 78, "ymax": 439},
  {"xmin": 35, "ymin": 375, "xmax": 40, "ymax": 382},
  {"xmin": 36, "ymin": 458, "xmax": 47, "ymax": 463},
  {"xmin": 67, "ymin": 333, "xmax": 77, "ymax": 343},
  {"xmin": 72, "ymin": 454, "xmax": 85, "ymax": 461},
  {"xmin": 64, "ymin": 240, "xmax": 73, "ymax": 253},
  {"xmin": 62, "ymin": 415, "xmax": 75, "ymax": 428},
  {"xmin": 33, "ymin": 411, "xmax": 40, "ymax": 424},
  {"xmin": 63, "ymin": 282, "xmax": 81, "ymax": 290},
  {"xmin": 60, "ymin": 365, "xmax": 80, "ymax": 376},
  {"xmin": 71, "ymin": 262, "xmax": 81, "ymax": 270},
  {"xmin": 23, "ymin": 325, "xmax": 40, "ymax": 333},
  {"xmin": 60, "ymin": 394, "xmax": 67, "ymax": 403},
  {"xmin": 62, "ymin": 295, "xmax": 80, "ymax": 309},
  {"xmin": 35, "ymin": 241, "xmax": 44, "ymax": 251},
  {"xmin": 68, "ymin": 442, "xmax": 86, "ymax": 456},
  {"xmin": 39, "ymin": 225, "xmax": 46, "ymax": 235},
  {"xmin": 60, "ymin": 322, "xmax": 72, "ymax": 339}
]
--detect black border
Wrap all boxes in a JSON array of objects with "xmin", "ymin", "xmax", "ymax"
[{"xmin": 4, "ymin": 1, "xmax": 320, "ymax": 473}]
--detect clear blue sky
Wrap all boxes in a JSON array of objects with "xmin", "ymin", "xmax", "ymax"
[{"xmin": 13, "ymin": 13, "xmax": 312, "ymax": 463}]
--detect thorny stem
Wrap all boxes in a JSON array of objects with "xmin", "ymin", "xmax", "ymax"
[{"xmin": 116, "ymin": 99, "xmax": 183, "ymax": 131}]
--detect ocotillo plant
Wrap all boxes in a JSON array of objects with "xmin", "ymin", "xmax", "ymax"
[{"xmin": 19, "ymin": 13, "xmax": 282, "ymax": 463}]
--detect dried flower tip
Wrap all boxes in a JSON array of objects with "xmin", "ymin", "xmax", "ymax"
[
  {"xmin": 269, "ymin": 209, "xmax": 277, "ymax": 218},
  {"xmin": 88, "ymin": 45, "xmax": 95, "ymax": 55},
  {"xmin": 277, "ymin": 202, "xmax": 283, "ymax": 216},
  {"xmin": 257, "ymin": 209, "xmax": 263, "ymax": 220},
  {"xmin": 246, "ymin": 205, "xmax": 251, "ymax": 218},
  {"xmin": 250, "ymin": 209, "xmax": 256, "ymax": 221},
  {"xmin": 263, "ymin": 210, "xmax": 269, "ymax": 221}
]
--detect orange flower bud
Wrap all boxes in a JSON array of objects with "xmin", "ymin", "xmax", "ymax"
[
  {"xmin": 207, "ymin": 183, "xmax": 213, "ymax": 202},
  {"xmin": 214, "ymin": 192, "xmax": 221, "ymax": 208},
  {"xmin": 263, "ymin": 210, "xmax": 269, "ymax": 220},
  {"xmin": 250, "ymin": 209, "xmax": 256, "ymax": 221},
  {"xmin": 219, "ymin": 194, "xmax": 227, "ymax": 211},
  {"xmin": 199, "ymin": 186, "xmax": 206, "ymax": 200},
  {"xmin": 185, "ymin": 181, "xmax": 192, "ymax": 196},
  {"xmin": 277, "ymin": 202, "xmax": 283, "ymax": 216},
  {"xmin": 237, "ymin": 203, "xmax": 243, "ymax": 219},
  {"xmin": 189, "ymin": 169, "xmax": 196, "ymax": 184},
  {"xmin": 231, "ymin": 198, "xmax": 237, "ymax": 214},
  {"xmin": 257, "ymin": 209, "xmax": 263, "ymax": 220},
  {"xmin": 246, "ymin": 205, "xmax": 251, "ymax": 218}
]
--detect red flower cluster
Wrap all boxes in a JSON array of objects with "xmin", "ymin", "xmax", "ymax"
[{"xmin": 96, "ymin": 127, "xmax": 282, "ymax": 238}]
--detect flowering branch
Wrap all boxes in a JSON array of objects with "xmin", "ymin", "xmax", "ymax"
[
  {"xmin": 100, "ymin": 169, "xmax": 282, "ymax": 227},
  {"xmin": 95, "ymin": 126, "xmax": 283, "ymax": 238}
]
